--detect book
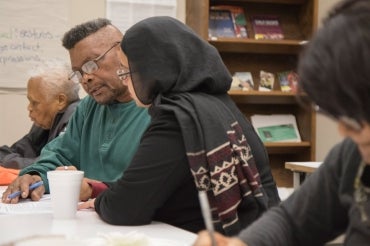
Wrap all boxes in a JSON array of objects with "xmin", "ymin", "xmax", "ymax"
[
  {"xmin": 251, "ymin": 15, "xmax": 284, "ymax": 40},
  {"xmin": 209, "ymin": 9, "xmax": 236, "ymax": 39},
  {"xmin": 250, "ymin": 114, "xmax": 301, "ymax": 142},
  {"xmin": 211, "ymin": 5, "xmax": 248, "ymax": 38},
  {"xmin": 232, "ymin": 72, "xmax": 254, "ymax": 91},
  {"xmin": 277, "ymin": 70, "xmax": 299, "ymax": 93},
  {"xmin": 258, "ymin": 70, "xmax": 274, "ymax": 91}
]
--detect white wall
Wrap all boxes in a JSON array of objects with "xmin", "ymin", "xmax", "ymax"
[
  {"xmin": 0, "ymin": 94, "xmax": 29, "ymax": 143},
  {"xmin": 315, "ymin": 0, "xmax": 343, "ymax": 161},
  {"xmin": 0, "ymin": 0, "xmax": 103, "ymax": 146},
  {"xmin": 0, "ymin": 0, "xmax": 184, "ymax": 146},
  {"xmin": 0, "ymin": 0, "xmax": 341, "ymax": 161}
]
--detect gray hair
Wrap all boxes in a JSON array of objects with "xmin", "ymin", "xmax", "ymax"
[{"xmin": 28, "ymin": 60, "xmax": 80, "ymax": 103}]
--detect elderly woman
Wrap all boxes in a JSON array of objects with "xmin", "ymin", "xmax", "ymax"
[
  {"xmin": 0, "ymin": 61, "xmax": 80, "ymax": 170},
  {"xmin": 80, "ymin": 16, "xmax": 280, "ymax": 235}
]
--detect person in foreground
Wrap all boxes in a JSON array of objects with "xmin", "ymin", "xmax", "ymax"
[
  {"xmin": 79, "ymin": 16, "xmax": 280, "ymax": 235},
  {"xmin": 0, "ymin": 61, "xmax": 80, "ymax": 170},
  {"xmin": 2, "ymin": 19, "xmax": 150, "ymax": 203},
  {"xmin": 193, "ymin": 0, "xmax": 370, "ymax": 245}
]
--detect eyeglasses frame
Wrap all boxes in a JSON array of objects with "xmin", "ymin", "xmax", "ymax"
[
  {"xmin": 69, "ymin": 41, "xmax": 121, "ymax": 83},
  {"xmin": 116, "ymin": 67, "xmax": 131, "ymax": 81}
]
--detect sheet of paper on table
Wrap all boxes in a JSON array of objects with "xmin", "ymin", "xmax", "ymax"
[{"xmin": 0, "ymin": 186, "xmax": 52, "ymax": 214}]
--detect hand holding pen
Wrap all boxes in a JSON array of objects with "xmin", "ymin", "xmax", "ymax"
[
  {"xmin": 195, "ymin": 192, "xmax": 249, "ymax": 246},
  {"xmin": 198, "ymin": 190, "xmax": 217, "ymax": 246},
  {"xmin": 7, "ymin": 180, "xmax": 44, "ymax": 199},
  {"xmin": 2, "ymin": 174, "xmax": 45, "ymax": 203},
  {"xmin": 192, "ymin": 230, "xmax": 248, "ymax": 246}
]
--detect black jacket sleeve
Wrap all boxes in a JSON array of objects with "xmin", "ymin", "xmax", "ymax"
[
  {"xmin": 0, "ymin": 125, "xmax": 48, "ymax": 169},
  {"xmin": 94, "ymin": 110, "xmax": 203, "ymax": 231}
]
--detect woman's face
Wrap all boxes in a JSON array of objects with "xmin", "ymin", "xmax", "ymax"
[
  {"xmin": 27, "ymin": 77, "xmax": 64, "ymax": 129},
  {"xmin": 338, "ymin": 121, "xmax": 370, "ymax": 164},
  {"xmin": 116, "ymin": 48, "xmax": 148, "ymax": 108}
]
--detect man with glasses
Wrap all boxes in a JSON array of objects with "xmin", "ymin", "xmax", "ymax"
[
  {"xmin": 193, "ymin": 0, "xmax": 370, "ymax": 245},
  {"xmin": 2, "ymin": 18, "xmax": 150, "ymax": 203},
  {"xmin": 68, "ymin": 41, "xmax": 120, "ymax": 85}
]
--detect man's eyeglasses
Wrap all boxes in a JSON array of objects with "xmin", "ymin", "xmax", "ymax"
[{"xmin": 69, "ymin": 41, "xmax": 121, "ymax": 83}]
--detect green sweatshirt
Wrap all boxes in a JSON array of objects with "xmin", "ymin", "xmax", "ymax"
[{"xmin": 20, "ymin": 96, "xmax": 150, "ymax": 192}]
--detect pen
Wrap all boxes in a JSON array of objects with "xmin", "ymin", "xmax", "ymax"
[
  {"xmin": 198, "ymin": 190, "xmax": 217, "ymax": 246},
  {"xmin": 7, "ymin": 180, "xmax": 44, "ymax": 199}
]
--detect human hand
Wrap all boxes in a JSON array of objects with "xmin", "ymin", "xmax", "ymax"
[
  {"xmin": 78, "ymin": 198, "xmax": 95, "ymax": 210},
  {"xmin": 54, "ymin": 166, "xmax": 92, "ymax": 201},
  {"xmin": 1, "ymin": 174, "xmax": 44, "ymax": 204},
  {"xmin": 55, "ymin": 165, "xmax": 77, "ymax": 171},
  {"xmin": 79, "ymin": 177, "xmax": 94, "ymax": 201},
  {"xmin": 192, "ymin": 230, "xmax": 247, "ymax": 246}
]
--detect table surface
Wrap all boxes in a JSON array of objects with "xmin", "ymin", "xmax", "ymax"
[
  {"xmin": 285, "ymin": 161, "xmax": 323, "ymax": 173},
  {"xmin": 0, "ymin": 187, "xmax": 196, "ymax": 245}
]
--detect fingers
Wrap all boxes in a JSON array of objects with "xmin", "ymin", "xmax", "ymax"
[
  {"xmin": 77, "ymin": 201, "xmax": 90, "ymax": 210},
  {"xmin": 29, "ymin": 181, "xmax": 45, "ymax": 201},
  {"xmin": 2, "ymin": 174, "xmax": 41, "ymax": 203},
  {"xmin": 55, "ymin": 165, "xmax": 77, "ymax": 171},
  {"xmin": 192, "ymin": 231, "xmax": 246, "ymax": 246},
  {"xmin": 193, "ymin": 231, "xmax": 228, "ymax": 246},
  {"xmin": 192, "ymin": 230, "xmax": 212, "ymax": 246},
  {"xmin": 2, "ymin": 178, "xmax": 21, "ymax": 203},
  {"xmin": 84, "ymin": 177, "xmax": 100, "ymax": 183},
  {"xmin": 78, "ymin": 199, "xmax": 95, "ymax": 210},
  {"xmin": 79, "ymin": 178, "xmax": 93, "ymax": 201}
]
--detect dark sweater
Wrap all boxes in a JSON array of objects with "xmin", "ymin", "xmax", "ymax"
[
  {"xmin": 0, "ymin": 100, "xmax": 79, "ymax": 169},
  {"xmin": 241, "ymin": 138, "xmax": 370, "ymax": 246}
]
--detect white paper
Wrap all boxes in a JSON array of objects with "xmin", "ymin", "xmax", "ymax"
[
  {"xmin": 106, "ymin": 0, "xmax": 177, "ymax": 33},
  {"xmin": 251, "ymin": 114, "xmax": 301, "ymax": 142},
  {"xmin": 0, "ymin": 186, "xmax": 52, "ymax": 214},
  {"xmin": 0, "ymin": 0, "xmax": 69, "ymax": 88},
  {"xmin": 0, "ymin": 195, "xmax": 52, "ymax": 214}
]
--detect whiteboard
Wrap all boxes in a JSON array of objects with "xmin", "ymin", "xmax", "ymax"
[{"xmin": 0, "ymin": 0, "xmax": 69, "ymax": 88}]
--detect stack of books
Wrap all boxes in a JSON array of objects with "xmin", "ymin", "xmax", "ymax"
[{"xmin": 209, "ymin": 5, "xmax": 248, "ymax": 39}]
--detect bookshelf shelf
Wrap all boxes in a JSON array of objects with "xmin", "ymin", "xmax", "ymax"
[
  {"xmin": 186, "ymin": 0, "xmax": 318, "ymax": 187},
  {"xmin": 228, "ymin": 90, "xmax": 297, "ymax": 96},
  {"xmin": 224, "ymin": 0, "xmax": 307, "ymax": 4},
  {"xmin": 265, "ymin": 142, "xmax": 311, "ymax": 154},
  {"xmin": 231, "ymin": 94, "xmax": 291, "ymax": 104},
  {"xmin": 210, "ymin": 39, "xmax": 306, "ymax": 54},
  {"xmin": 228, "ymin": 91, "xmax": 309, "ymax": 104}
]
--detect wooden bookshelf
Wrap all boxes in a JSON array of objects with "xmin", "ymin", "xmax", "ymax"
[{"xmin": 186, "ymin": 0, "xmax": 318, "ymax": 187}]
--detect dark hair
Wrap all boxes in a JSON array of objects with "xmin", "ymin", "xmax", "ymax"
[
  {"xmin": 62, "ymin": 18, "xmax": 112, "ymax": 49},
  {"xmin": 325, "ymin": 0, "xmax": 370, "ymax": 23},
  {"xmin": 298, "ymin": 0, "xmax": 370, "ymax": 123}
]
